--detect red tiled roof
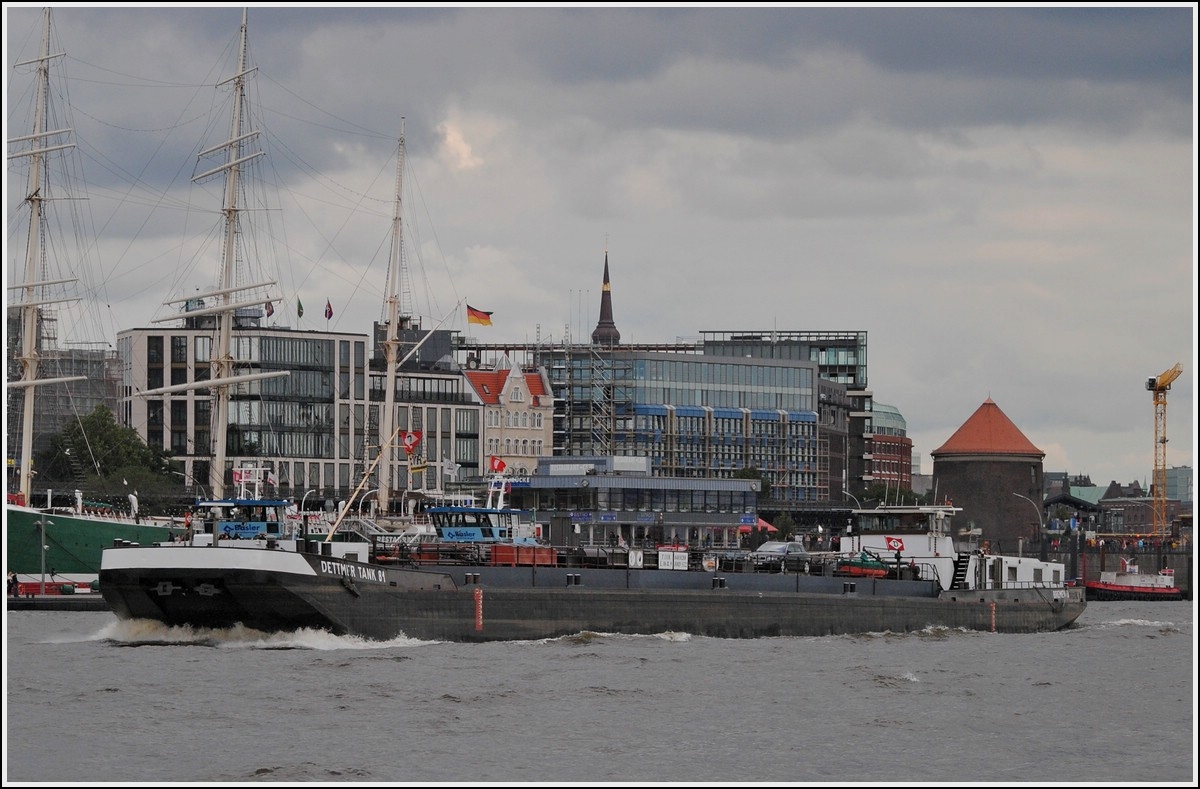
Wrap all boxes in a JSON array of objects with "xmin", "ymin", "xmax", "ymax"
[
  {"xmin": 524, "ymin": 371, "xmax": 548, "ymax": 398},
  {"xmin": 931, "ymin": 398, "xmax": 1043, "ymax": 458},
  {"xmin": 463, "ymin": 369, "xmax": 507, "ymax": 405},
  {"xmin": 463, "ymin": 369, "xmax": 549, "ymax": 405}
]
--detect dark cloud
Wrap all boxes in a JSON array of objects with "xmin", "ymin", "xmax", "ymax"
[{"xmin": 5, "ymin": 4, "xmax": 1193, "ymax": 486}]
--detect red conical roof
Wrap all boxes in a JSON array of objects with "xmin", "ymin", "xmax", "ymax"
[{"xmin": 931, "ymin": 398, "xmax": 1043, "ymax": 458}]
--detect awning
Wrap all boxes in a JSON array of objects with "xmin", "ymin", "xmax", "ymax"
[{"xmin": 739, "ymin": 518, "xmax": 778, "ymax": 534}]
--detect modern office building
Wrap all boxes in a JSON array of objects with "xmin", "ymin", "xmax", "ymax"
[
  {"xmin": 455, "ymin": 256, "xmax": 892, "ymax": 530},
  {"xmin": 1164, "ymin": 465, "xmax": 1192, "ymax": 504},
  {"xmin": 118, "ymin": 309, "xmax": 497, "ymax": 512},
  {"xmin": 118, "ymin": 306, "xmax": 372, "ymax": 501}
]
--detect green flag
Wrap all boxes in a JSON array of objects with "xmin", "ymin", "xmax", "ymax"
[{"xmin": 297, "ymin": 298, "xmax": 304, "ymax": 318}]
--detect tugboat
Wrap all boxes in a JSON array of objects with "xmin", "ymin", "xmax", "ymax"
[{"xmin": 1083, "ymin": 556, "xmax": 1183, "ymax": 602}]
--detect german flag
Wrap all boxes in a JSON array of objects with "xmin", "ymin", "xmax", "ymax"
[{"xmin": 467, "ymin": 305, "xmax": 493, "ymax": 326}]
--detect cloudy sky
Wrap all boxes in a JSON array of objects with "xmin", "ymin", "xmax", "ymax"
[{"xmin": 5, "ymin": 4, "xmax": 1195, "ymax": 489}]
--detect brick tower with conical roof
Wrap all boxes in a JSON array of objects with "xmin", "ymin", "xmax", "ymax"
[
  {"xmin": 930, "ymin": 398, "xmax": 1046, "ymax": 550},
  {"xmin": 590, "ymin": 252, "xmax": 621, "ymax": 346}
]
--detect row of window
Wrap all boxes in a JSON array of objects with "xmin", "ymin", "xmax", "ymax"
[
  {"xmin": 485, "ymin": 410, "xmax": 546, "ymax": 429},
  {"xmin": 523, "ymin": 487, "xmax": 757, "ymax": 514},
  {"xmin": 484, "ymin": 438, "xmax": 546, "ymax": 457}
]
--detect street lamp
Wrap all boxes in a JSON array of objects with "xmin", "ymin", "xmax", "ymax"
[
  {"xmin": 301, "ymin": 489, "xmax": 316, "ymax": 536},
  {"xmin": 1012, "ymin": 492, "xmax": 1044, "ymax": 531},
  {"xmin": 843, "ymin": 490, "xmax": 862, "ymax": 509},
  {"xmin": 37, "ymin": 514, "xmax": 54, "ymax": 595},
  {"xmin": 360, "ymin": 488, "xmax": 379, "ymax": 517},
  {"xmin": 1013, "ymin": 492, "xmax": 1044, "ymax": 559}
]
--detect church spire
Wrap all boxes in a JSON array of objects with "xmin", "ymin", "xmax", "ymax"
[{"xmin": 590, "ymin": 249, "xmax": 621, "ymax": 346}]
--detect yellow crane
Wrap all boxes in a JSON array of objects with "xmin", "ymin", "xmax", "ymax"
[{"xmin": 1146, "ymin": 362, "xmax": 1183, "ymax": 536}]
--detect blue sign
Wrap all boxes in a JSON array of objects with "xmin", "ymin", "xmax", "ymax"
[
  {"xmin": 219, "ymin": 521, "xmax": 267, "ymax": 539},
  {"xmin": 443, "ymin": 527, "xmax": 485, "ymax": 542},
  {"xmin": 599, "ymin": 513, "xmax": 617, "ymax": 522},
  {"xmin": 570, "ymin": 512, "xmax": 593, "ymax": 523},
  {"xmin": 740, "ymin": 514, "xmax": 757, "ymax": 525}
]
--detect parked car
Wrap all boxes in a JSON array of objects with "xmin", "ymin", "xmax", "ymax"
[{"xmin": 751, "ymin": 541, "xmax": 814, "ymax": 573}]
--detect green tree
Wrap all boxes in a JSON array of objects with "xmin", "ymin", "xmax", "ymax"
[
  {"xmin": 771, "ymin": 511, "xmax": 797, "ymax": 541},
  {"xmin": 39, "ymin": 405, "xmax": 174, "ymax": 490},
  {"xmin": 733, "ymin": 466, "xmax": 772, "ymax": 502}
]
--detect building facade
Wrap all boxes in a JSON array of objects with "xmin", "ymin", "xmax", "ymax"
[
  {"xmin": 118, "ymin": 311, "xmax": 371, "ymax": 502},
  {"xmin": 869, "ymin": 402, "xmax": 914, "ymax": 493},
  {"xmin": 6, "ymin": 309, "xmax": 121, "ymax": 489},
  {"xmin": 454, "ymin": 259, "xmax": 889, "ymax": 529},
  {"xmin": 930, "ymin": 398, "xmax": 1045, "ymax": 549},
  {"xmin": 463, "ymin": 356, "xmax": 555, "ymax": 476},
  {"xmin": 507, "ymin": 456, "xmax": 760, "ymax": 550},
  {"xmin": 1165, "ymin": 465, "xmax": 1192, "ymax": 504}
]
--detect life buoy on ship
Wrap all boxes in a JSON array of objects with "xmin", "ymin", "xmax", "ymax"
[{"xmin": 702, "ymin": 556, "xmax": 718, "ymax": 572}]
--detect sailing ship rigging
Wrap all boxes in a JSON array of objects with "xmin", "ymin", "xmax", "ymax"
[
  {"xmin": 132, "ymin": 8, "xmax": 288, "ymax": 500},
  {"xmin": 7, "ymin": 8, "xmax": 88, "ymax": 503},
  {"xmin": 6, "ymin": 9, "xmax": 188, "ymax": 577}
]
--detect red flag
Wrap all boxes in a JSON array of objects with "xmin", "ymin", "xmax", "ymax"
[
  {"xmin": 467, "ymin": 305, "xmax": 493, "ymax": 326},
  {"xmin": 402, "ymin": 431, "xmax": 422, "ymax": 455},
  {"xmin": 489, "ymin": 456, "xmax": 507, "ymax": 473},
  {"xmin": 885, "ymin": 536, "xmax": 905, "ymax": 552},
  {"xmin": 324, "ymin": 299, "xmax": 333, "ymax": 320}
]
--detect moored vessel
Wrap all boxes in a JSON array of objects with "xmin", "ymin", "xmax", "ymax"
[{"xmin": 1083, "ymin": 557, "xmax": 1183, "ymax": 602}]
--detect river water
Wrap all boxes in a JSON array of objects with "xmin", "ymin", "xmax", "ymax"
[{"xmin": 4, "ymin": 600, "xmax": 1195, "ymax": 785}]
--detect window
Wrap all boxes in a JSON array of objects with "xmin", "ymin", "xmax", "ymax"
[{"xmin": 147, "ymin": 335, "xmax": 163, "ymax": 365}]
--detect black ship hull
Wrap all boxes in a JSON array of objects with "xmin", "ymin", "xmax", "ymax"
[{"xmin": 100, "ymin": 545, "xmax": 1086, "ymax": 641}]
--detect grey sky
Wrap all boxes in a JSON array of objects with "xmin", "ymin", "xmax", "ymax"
[{"xmin": 5, "ymin": 4, "xmax": 1195, "ymax": 489}]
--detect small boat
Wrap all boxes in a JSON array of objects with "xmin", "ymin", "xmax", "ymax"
[
  {"xmin": 1083, "ymin": 557, "xmax": 1183, "ymax": 602},
  {"xmin": 834, "ymin": 550, "xmax": 890, "ymax": 578}
]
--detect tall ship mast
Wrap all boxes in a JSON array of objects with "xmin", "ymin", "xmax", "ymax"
[
  {"xmin": 378, "ymin": 127, "xmax": 408, "ymax": 515},
  {"xmin": 6, "ymin": 9, "xmax": 189, "ymax": 578},
  {"xmin": 8, "ymin": 8, "xmax": 86, "ymax": 503},
  {"xmin": 138, "ymin": 8, "xmax": 288, "ymax": 500}
]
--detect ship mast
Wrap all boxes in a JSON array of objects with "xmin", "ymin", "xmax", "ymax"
[
  {"xmin": 141, "ymin": 8, "xmax": 286, "ymax": 499},
  {"xmin": 7, "ymin": 8, "xmax": 84, "ymax": 502},
  {"xmin": 377, "ymin": 126, "xmax": 407, "ymax": 515},
  {"xmin": 208, "ymin": 8, "xmax": 253, "ymax": 500}
]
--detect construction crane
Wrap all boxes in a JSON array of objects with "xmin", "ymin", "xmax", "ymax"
[{"xmin": 1146, "ymin": 362, "xmax": 1183, "ymax": 536}]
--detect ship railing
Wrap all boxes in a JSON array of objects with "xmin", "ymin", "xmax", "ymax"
[{"xmin": 385, "ymin": 542, "xmax": 486, "ymax": 566}]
